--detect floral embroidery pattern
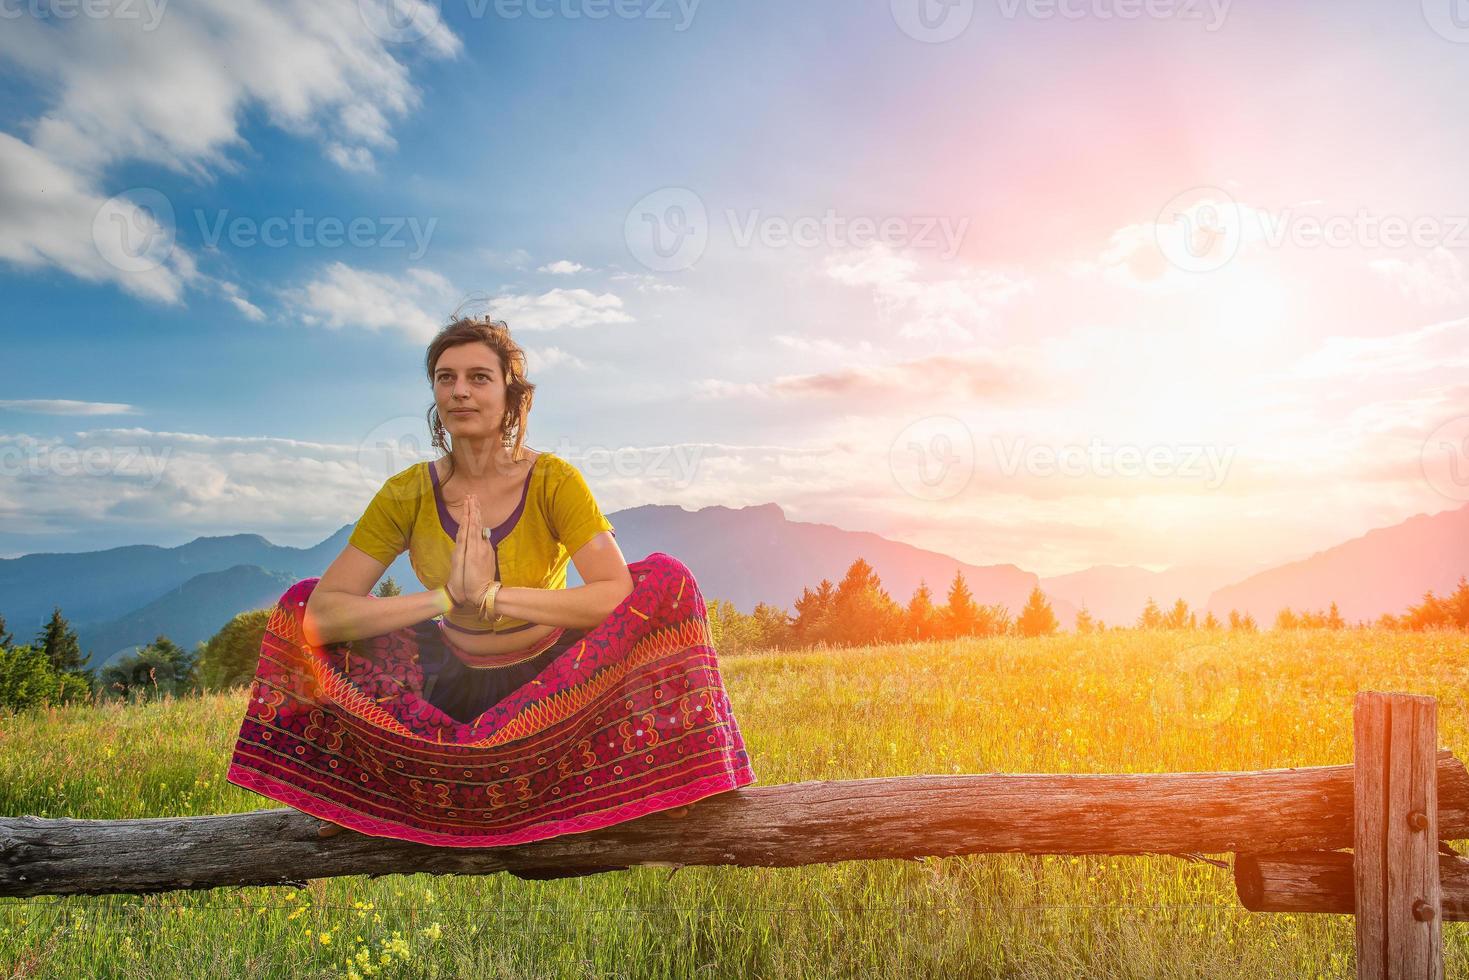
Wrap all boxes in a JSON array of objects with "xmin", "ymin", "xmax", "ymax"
[{"xmin": 225, "ymin": 552, "xmax": 756, "ymax": 848}]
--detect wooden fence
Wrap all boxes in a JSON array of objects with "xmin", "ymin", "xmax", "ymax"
[{"xmin": 0, "ymin": 690, "xmax": 1459, "ymax": 978}]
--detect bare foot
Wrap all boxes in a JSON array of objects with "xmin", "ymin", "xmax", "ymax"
[
  {"xmin": 317, "ymin": 819, "xmax": 345, "ymax": 838},
  {"xmin": 665, "ymin": 804, "xmax": 694, "ymax": 819}
]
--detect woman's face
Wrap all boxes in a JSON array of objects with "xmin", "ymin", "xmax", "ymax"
[{"xmin": 433, "ymin": 342, "xmax": 507, "ymax": 443}]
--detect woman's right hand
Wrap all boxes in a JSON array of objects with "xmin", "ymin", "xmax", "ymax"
[
  {"xmin": 446, "ymin": 494, "xmax": 497, "ymax": 609},
  {"xmin": 446, "ymin": 494, "xmax": 472, "ymax": 606}
]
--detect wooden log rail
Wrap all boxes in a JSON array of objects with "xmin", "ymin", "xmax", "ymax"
[{"xmin": 0, "ymin": 691, "xmax": 1462, "ymax": 978}]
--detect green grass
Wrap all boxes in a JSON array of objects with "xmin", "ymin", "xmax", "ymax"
[{"xmin": 2, "ymin": 628, "xmax": 1468, "ymax": 978}]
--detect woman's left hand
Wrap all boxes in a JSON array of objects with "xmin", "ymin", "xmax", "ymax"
[{"xmin": 461, "ymin": 494, "xmax": 499, "ymax": 611}]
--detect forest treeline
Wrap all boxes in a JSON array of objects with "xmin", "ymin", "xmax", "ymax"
[
  {"xmin": 2, "ymin": 566, "xmax": 1467, "ymax": 711},
  {"xmin": 705, "ymin": 560, "xmax": 1469, "ymax": 652},
  {"xmin": 0, "ymin": 577, "xmax": 404, "ymax": 712}
]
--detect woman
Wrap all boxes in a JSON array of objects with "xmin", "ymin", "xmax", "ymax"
[{"xmin": 224, "ymin": 315, "xmax": 756, "ymax": 847}]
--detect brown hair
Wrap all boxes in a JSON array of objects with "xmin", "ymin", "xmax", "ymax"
[{"xmin": 425, "ymin": 315, "xmax": 536, "ymax": 483}]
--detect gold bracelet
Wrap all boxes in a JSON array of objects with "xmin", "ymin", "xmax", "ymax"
[{"xmin": 478, "ymin": 580, "xmax": 502, "ymax": 624}]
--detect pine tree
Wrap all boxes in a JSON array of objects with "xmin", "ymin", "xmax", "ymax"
[
  {"xmin": 34, "ymin": 607, "xmax": 87, "ymax": 674},
  {"xmin": 942, "ymin": 570, "xmax": 979, "ymax": 638},
  {"xmin": 1162, "ymin": 598, "xmax": 1193, "ymax": 630},
  {"xmin": 1073, "ymin": 605, "xmax": 1095, "ymax": 634},
  {"xmin": 791, "ymin": 579, "xmax": 837, "ymax": 648},
  {"xmin": 1137, "ymin": 596, "xmax": 1163, "ymax": 629},
  {"xmin": 374, "ymin": 577, "xmax": 403, "ymax": 597},
  {"xmin": 1450, "ymin": 577, "xmax": 1469, "ymax": 629},
  {"xmin": 1326, "ymin": 601, "xmax": 1345, "ymax": 630},
  {"xmin": 1202, "ymin": 611, "xmax": 1221, "ymax": 630},
  {"xmin": 1016, "ymin": 587, "xmax": 1058, "ymax": 637},
  {"xmin": 828, "ymin": 558, "xmax": 901, "ymax": 647},
  {"xmin": 903, "ymin": 580, "xmax": 939, "ymax": 642},
  {"xmin": 1075, "ymin": 605, "xmax": 1098, "ymax": 637},
  {"xmin": 0, "ymin": 613, "xmax": 12, "ymax": 649},
  {"xmin": 750, "ymin": 602, "xmax": 793, "ymax": 649}
]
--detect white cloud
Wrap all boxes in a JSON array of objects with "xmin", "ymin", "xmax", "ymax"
[
  {"xmin": 0, "ymin": 134, "xmax": 195, "ymax": 303},
  {"xmin": 0, "ymin": 1, "xmax": 459, "ymax": 180},
  {"xmin": 0, "ymin": 400, "xmax": 141, "ymax": 416},
  {"xmin": 609, "ymin": 270, "xmax": 682, "ymax": 294},
  {"xmin": 1370, "ymin": 247, "xmax": 1469, "ymax": 307},
  {"xmin": 218, "ymin": 281, "xmax": 266, "ymax": 321},
  {"xmin": 538, "ymin": 260, "xmax": 586, "ymax": 275},
  {"xmin": 692, "ymin": 379, "xmax": 771, "ymax": 401},
  {"xmin": 479, "ymin": 248, "xmax": 534, "ymax": 270},
  {"xmin": 693, "ymin": 351, "xmax": 1029, "ymax": 407},
  {"xmin": 281, "ymin": 262, "xmax": 455, "ymax": 341},
  {"xmin": 0, "ymin": 1, "xmax": 459, "ymax": 304},
  {"xmin": 324, "ymin": 143, "xmax": 378, "ymax": 174},
  {"xmin": 1291, "ymin": 315, "xmax": 1469, "ymax": 380},
  {"xmin": 1092, "ymin": 194, "xmax": 1283, "ymax": 291},
  {"xmin": 824, "ymin": 244, "xmax": 1030, "ymax": 342},
  {"xmin": 488, "ymin": 288, "xmax": 633, "ymax": 331},
  {"xmin": 281, "ymin": 265, "xmax": 632, "ymax": 339},
  {"xmin": 773, "ymin": 334, "xmax": 878, "ymax": 358},
  {"xmin": 0, "ymin": 427, "xmax": 391, "ymax": 543},
  {"xmin": 526, "ymin": 346, "xmax": 589, "ymax": 371}
]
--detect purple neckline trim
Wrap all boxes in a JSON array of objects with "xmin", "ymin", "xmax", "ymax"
[{"xmin": 428, "ymin": 455, "xmax": 539, "ymax": 547}]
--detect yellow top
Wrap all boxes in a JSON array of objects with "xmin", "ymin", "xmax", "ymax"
[{"xmin": 347, "ymin": 451, "xmax": 616, "ymax": 635}]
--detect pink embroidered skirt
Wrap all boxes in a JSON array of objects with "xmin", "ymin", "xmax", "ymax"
[{"xmin": 224, "ymin": 552, "xmax": 756, "ymax": 847}]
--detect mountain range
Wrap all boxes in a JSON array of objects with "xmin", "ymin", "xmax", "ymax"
[{"xmin": 1, "ymin": 500, "xmax": 1463, "ymax": 668}]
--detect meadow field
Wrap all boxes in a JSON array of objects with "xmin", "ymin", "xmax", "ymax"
[{"xmin": 2, "ymin": 628, "xmax": 1468, "ymax": 979}]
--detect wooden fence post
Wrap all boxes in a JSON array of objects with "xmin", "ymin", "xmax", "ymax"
[{"xmin": 1354, "ymin": 692, "xmax": 1443, "ymax": 980}]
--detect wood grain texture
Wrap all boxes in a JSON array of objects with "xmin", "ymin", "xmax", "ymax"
[
  {"xmin": 1235, "ymin": 851, "xmax": 1469, "ymax": 922},
  {"xmin": 4, "ymin": 750, "xmax": 1469, "ymax": 898},
  {"xmin": 1354, "ymin": 691, "xmax": 1443, "ymax": 980}
]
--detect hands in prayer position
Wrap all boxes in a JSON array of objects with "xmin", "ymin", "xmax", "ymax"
[{"xmin": 447, "ymin": 494, "xmax": 499, "ymax": 613}]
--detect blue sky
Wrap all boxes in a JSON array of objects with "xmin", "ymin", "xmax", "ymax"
[{"xmin": 3, "ymin": 0, "xmax": 1468, "ymax": 576}]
